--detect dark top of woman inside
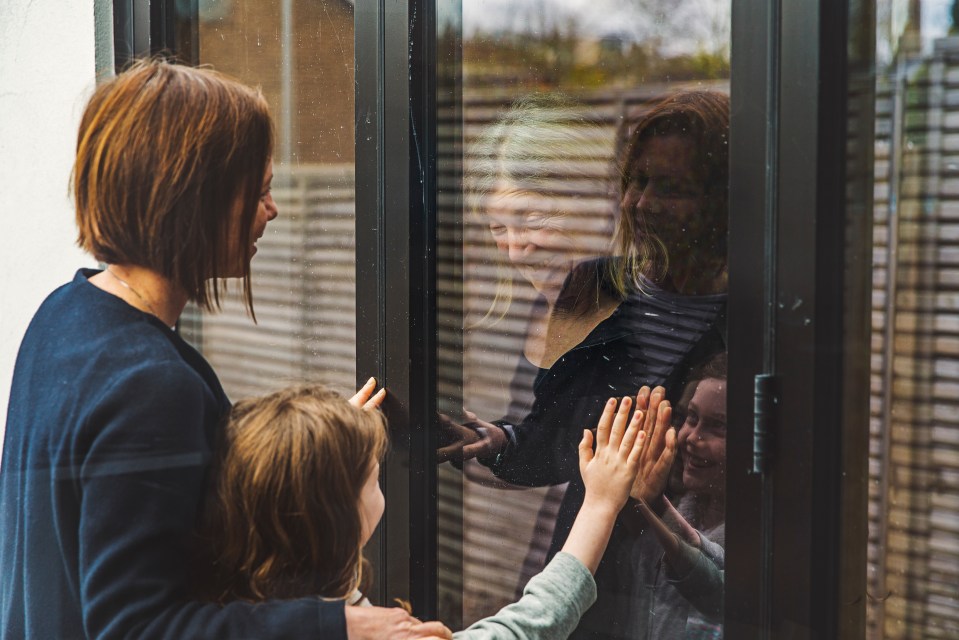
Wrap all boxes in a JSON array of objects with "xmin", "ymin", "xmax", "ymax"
[{"xmin": 0, "ymin": 59, "xmax": 435, "ymax": 640}]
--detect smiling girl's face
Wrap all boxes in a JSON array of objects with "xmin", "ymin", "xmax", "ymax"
[{"xmin": 676, "ymin": 377, "xmax": 726, "ymax": 498}]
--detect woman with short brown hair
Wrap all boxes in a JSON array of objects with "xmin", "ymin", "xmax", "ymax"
[
  {"xmin": 73, "ymin": 58, "xmax": 273, "ymax": 317},
  {"xmin": 0, "ymin": 59, "xmax": 438, "ymax": 640}
]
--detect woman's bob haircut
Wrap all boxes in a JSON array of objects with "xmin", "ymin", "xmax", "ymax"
[{"xmin": 73, "ymin": 59, "xmax": 274, "ymax": 314}]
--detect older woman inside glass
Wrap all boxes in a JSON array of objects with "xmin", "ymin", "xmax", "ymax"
[
  {"xmin": 0, "ymin": 60, "xmax": 449, "ymax": 640},
  {"xmin": 445, "ymin": 90, "xmax": 729, "ymax": 639}
]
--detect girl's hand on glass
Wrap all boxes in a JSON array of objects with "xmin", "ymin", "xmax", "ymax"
[
  {"xmin": 578, "ymin": 396, "xmax": 645, "ymax": 514},
  {"xmin": 350, "ymin": 377, "xmax": 387, "ymax": 411}
]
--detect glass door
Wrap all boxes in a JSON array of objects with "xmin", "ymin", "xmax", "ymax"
[
  {"xmin": 399, "ymin": 1, "xmax": 739, "ymax": 636},
  {"xmin": 156, "ymin": 0, "xmax": 959, "ymax": 636}
]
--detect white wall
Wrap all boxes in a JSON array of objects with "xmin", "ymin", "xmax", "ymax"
[{"xmin": 0, "ymin": 0, "xmax": 100, "ymax": 448}]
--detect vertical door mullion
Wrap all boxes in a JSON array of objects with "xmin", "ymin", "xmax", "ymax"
[
  {"xmin": 729, "ymin": 0, "xmax": 872, "ymax": 635},
  {"xmin": 727, "ymin": 0, "xmax": 775, "ymax": 633},
  {"xmin": 355, "ymin": 0, "xmax": 389, "ymax": 606},
  {"xmin": 113, "ymin": 0, "xmax": 150, "ymax": 71},
  {"xmin": 355, "ymin": 0, "xmax": 438, "ymax": 616},
  {"xmin": 408, "ymin": 0, "xmax": 439, "ymax": 616}
]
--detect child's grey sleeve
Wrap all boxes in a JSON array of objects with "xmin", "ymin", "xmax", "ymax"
[{"xmin": 452, "ymin": 552, "xmax": 597, "ymax": 640}]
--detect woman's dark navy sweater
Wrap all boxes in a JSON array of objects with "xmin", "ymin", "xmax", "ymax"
[{"xmin": 0, "ymin": 270, "xmax": 345, "ymax": 639}]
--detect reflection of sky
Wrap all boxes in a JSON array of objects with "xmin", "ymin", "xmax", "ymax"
[
  {"xmin": 462, "ymin": 0, "xmax": 730, "ymax": 56},
  {"xmin": 876, "ymin": 0, "xmax": 951, "ymax": 67},
  {"xmin": 921, "ymin": 0, "xmax": 952, "ymax": 52}
]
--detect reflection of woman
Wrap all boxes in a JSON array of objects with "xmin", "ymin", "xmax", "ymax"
[
  {"xmin": 0, "ymin": 61, "xmax": 426, "ymax": 640},
  {"xmin": 465, "ymin": 91, "xmax": 730, "ymax": 638},
  {"xmin": 438, "ymin": 93, "xmax": 618, "ymax": 618},
  {"xmin": 440, "ymin": 93, "xmax": 617, "ymax": 463},
  {"xmin": 467, "ymin": 93, "xmax": 618, "ymax": 374}
]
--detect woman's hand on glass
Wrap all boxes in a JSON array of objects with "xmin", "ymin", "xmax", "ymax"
[
  {"xmin": 435, "ymin": 410, "xmax": 507, "ymax": 463},
  {"xmin": 630, "ymin": 385, "xmax": 677, "ymax": 504}
]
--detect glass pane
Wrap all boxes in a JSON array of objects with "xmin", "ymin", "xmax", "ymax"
[
  {"xmin": 437, "ymin": 2, "xmax": 731, "ymax": 636},
  {"xmin": 182, "ymin": 1, "xmax": 356, "ymax": 398},
  {"xmin": 867, "ymin": 1, "xmax": 959, "ymax": 636}
]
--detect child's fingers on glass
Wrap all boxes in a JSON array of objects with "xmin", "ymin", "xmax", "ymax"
[
  {"xmin": 609, "ymin": 395, "xmax": 632, "ymax": 444},
  {"xmin": 636, "ymin": 385, "xmax": 651, "ymax": 410},
  {"xmin": 595, "ymin": 397, "xmax": 617, "ymax": 447},
  {"xmin": 348, "ymin": 377, "xmax": 378, "ymax": 408},
  {"xmin": 363, "ymin": 387, "xmax": 387, "ymax": 410},
  {"xmin": 646, "ymin": 399, "xmax": 671, "ymax": 454}
]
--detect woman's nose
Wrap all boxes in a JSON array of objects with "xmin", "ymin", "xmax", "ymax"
[
  {"xmin": 506, "ymin": 229, "xmax": 532, "ymax": 262},
  {"xmin": 634, "ymin": 188, "xmax": 658, "ymax": 216},
  {"xmin": 266, "ymin": 195, "xmax": 279, "ymax": 221}
]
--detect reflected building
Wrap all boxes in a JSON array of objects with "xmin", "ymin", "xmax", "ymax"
[{"xmin": 869, "ymin": 13, "xmax": 959, "ymax": 637}]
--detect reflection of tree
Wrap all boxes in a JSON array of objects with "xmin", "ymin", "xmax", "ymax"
[
  {"xmin": 610, "ymin": 0, "xmax": 729, "ymax": 56},
  {"xmin": 463, "ymin": 0, "xmax": 729, "ymax": 91}
]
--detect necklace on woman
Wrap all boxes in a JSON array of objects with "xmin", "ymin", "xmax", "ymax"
[{"xmin": 105, "ymin": 267, "xmax": 163, "ymax": 320}]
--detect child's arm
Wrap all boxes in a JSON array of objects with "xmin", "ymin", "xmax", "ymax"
[
  {"xmin": 560, "ymin": 395, "xmax": 645, "ymax": 573},
  {"xmin": 412, "ymin": 397, "xmax": 645, "ymax": 640},
  {"xmin": 632, "ymin": 496, "xmax": 701, "ymax": 555}
]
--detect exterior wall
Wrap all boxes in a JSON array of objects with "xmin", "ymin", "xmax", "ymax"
[{"xmin": 0, "ymin": 0, "xmax": 100, "ymax": 447}]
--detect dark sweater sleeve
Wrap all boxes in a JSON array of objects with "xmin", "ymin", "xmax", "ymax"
[
  {"xmin": 75, "ymin": 361, "xmax": 345, "ymax": 639},
  {"xmin": 485, "ymin": 388, "xmax": 611, "ymax": 488}
]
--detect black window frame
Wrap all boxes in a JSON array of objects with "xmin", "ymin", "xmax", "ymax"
[{"xmin": 727, "ymin": 0, "xmax": 873, "ymax": 636}]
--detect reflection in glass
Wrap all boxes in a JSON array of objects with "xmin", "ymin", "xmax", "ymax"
[
  {"xmin": 436, "ymin": 2, "xmax": 731, "ymax": 636},
  {"xmin": 867, "ymin": 1, "xmax": 959, "ymax": 636}
]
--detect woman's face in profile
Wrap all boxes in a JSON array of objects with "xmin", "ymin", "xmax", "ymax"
[
  {"xmin": 623, "ymin": 134, "xmax": 709, "ymax": 263},
  {"xmin": 222, "ymin": 160, "xmax": 279, "ymax": 278},
  {"xmin": 485, "ymin": 185, "xmax": 592, "ymax": 297}
]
